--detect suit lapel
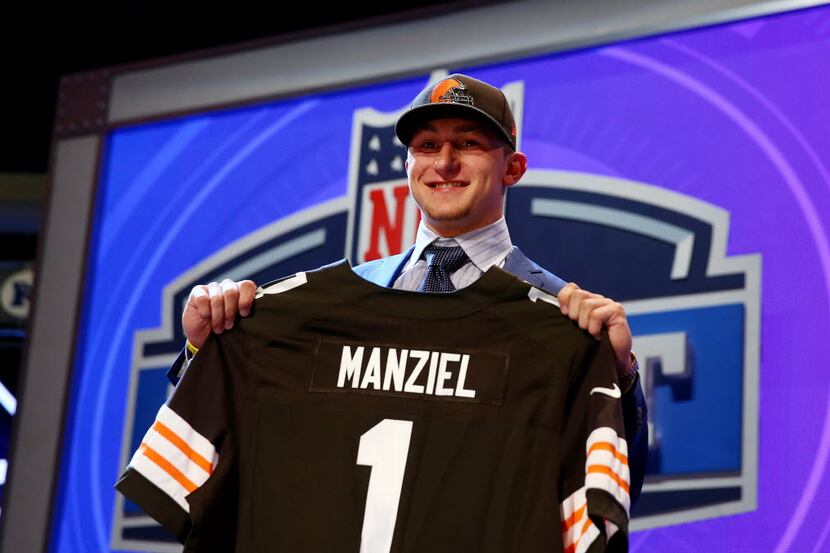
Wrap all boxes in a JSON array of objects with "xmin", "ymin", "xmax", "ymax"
[
  {"xmin": 503, "ymin": 246, "xmax": 546, "ymax": 289},
  {"xmin": 367, "ymin": 245, "xmax": 415, "ymax": 287}
]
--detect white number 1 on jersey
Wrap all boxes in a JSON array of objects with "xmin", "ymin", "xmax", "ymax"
[{"xmin": 356, "ymin": 419, "xmax": 413, "ymax": 553}]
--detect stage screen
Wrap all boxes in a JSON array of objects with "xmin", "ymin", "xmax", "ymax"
[{"xmin": 49, "ymin": 5, "xmax": 830, "ymax": 552}]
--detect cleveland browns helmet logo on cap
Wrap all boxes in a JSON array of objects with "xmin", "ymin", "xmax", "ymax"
[{"xmin": 429, "ymin": 78, "xmax": 474, "ymax": 106}]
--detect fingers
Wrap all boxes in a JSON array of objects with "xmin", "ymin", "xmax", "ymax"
[
  {"xmin": 558, "ymin": 282, "xmax": 600, "ymax": 324},
  {"xmin": 590, "ymin": 302, "xmax": 633, "ymax": 374},
  {"xmin": 208, "ymin": 282, "xmax": 226, "ymax": 333},
  {"xmin": 558, "ymin": 284, "xmax": 634, "ymax": 372},
  {"xmin": 587, "ymin": 301, "xmax": 627, "ymax": 337},
  {"xmin": 187, "ymin": 285, "xmax": 212, "ymax": 321},
  {"xmin": 579, "ymin": 297, "xmax": 610, "ymax": 338},
  {"xmin": 186, "ymin": 279, "xmax": 257, "ymax": 338},
  {"xmin": 238, "ymin": 280, "xmax": 256, "ymax": 317},
  {"xmin": 183, "ymin": 285, "xmax": 213, "ymax": 349},
  {"xmin": 558, "ymin": 283, "xmax": 620, "ymax": 339},
  {"xmin": 220, "ymin": 279, "xmax": 239, "ymax": 330},
  {"xmin": 557, "ymin": 282, "xmax": 579, "ymax": 316}
]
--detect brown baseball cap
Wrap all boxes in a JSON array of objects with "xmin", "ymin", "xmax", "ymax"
[{"xmin": 395, "ymin": 73, "xmax": 517, "ymax": 151}]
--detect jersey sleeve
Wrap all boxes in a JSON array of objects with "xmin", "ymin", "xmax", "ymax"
[
  {"xmin": 114, "ymin": 326, "xmax": 244, "ymax": 547},
  {"xmin": 558, "ymin": 334, "xmax": 630, "ymax": 553}
]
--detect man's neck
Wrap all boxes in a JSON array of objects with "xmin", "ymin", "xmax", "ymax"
[{"xmin": 423, "ymin": 218, "xmax": 503, "ymax": 239}]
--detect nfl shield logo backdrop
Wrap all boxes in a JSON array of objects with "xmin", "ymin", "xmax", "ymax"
[{"xmin": 112, "ymin": 77, "xmax": 760, "ymax": 550}]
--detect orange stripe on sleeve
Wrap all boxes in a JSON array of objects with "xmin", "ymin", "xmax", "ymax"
[
  {"xmin": 580, "ymin": 518, "xmax": 594, "ymax": 538},
  {"xmin": 587, "ymin": 441, "xmax": 628, "ymax": 466},
  {"xmin": 561, "ymin": 502, "xmax": 586, "ymax": 532},
  {"xmin": 140, "ymin": 443, "xmax": 198, "ymax": 493},
  {"xmin": 564, "ymin": 518, "xmax": 595, "ymax": 553},
  {"xmin": 587, "ymin": 464, "xmax": 630, "ymax": 493},
  {"xmin": 153, "ymin": 420, "xmax": 214, "ymax": 475}
]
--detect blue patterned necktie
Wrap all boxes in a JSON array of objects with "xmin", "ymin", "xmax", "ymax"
[{"xmin": 417, "ymin": 244, "xmax": 470, "ymax": 293}]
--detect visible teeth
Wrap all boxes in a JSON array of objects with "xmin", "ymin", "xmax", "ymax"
[{"xmin": 434, "ymin": 182, "xmax": 465, "ymax": 188}]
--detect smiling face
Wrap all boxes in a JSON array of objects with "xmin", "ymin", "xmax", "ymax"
[{"xmin": 405, "ymin": 118, "xmax": 527, "ymax": 237}]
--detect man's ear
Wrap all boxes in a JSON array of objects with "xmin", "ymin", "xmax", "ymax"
[{"xmin": 503, "ymin": 151, "xmax": 528, "ymax": 187}]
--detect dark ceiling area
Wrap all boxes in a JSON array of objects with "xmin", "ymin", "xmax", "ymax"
[{"xmin": 1, "ymin": 1, "xmax": 495, "ymax": 174}]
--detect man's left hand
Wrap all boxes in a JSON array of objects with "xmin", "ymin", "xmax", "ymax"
[{"xmin": 558, "ymin": 282, "xmax": 633, "ymax": 377}]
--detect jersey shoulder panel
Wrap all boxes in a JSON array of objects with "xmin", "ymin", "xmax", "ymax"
[
  {"xmin": 235, "ymin": 261, "xmax": 359, "ymax": 360},
  {"xmin": 483, "ymin": 277, "xmax": 596, "ymax": 361}
]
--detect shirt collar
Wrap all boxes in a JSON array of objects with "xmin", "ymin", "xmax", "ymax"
[{"xmin": 404, "ymin": 217, "xmax": 513, "ymax": 272}]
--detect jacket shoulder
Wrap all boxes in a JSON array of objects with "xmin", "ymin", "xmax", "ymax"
[
  {"xmin": 352, "ymin": 247, "xmax": 414, "ymax": 285},
  {"xmin": 503, "ymin": 246, "xmax": 567, "ymax": 294}
]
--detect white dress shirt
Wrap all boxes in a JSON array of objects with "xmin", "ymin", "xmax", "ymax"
[{"xmin": 393, "ymin": 217, "xmax": 513, "ymax": 291}]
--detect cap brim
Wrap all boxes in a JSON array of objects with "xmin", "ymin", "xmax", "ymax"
[{"xmin": 395, "ymin": 103, "xmax": 515, "ymax": 150}]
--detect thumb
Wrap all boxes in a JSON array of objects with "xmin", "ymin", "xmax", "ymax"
[
  {"xmin": 606, "ymin": 325, "xmax": 632, "ymax": 373},
  {"xmin": 182, "ymin": 304, "xmax": 212, "ymax": 350}
]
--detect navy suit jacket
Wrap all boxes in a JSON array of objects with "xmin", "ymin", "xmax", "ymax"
[{"xmin": 167, "ymin": 244, "xmax": 648, "ymax": 505}]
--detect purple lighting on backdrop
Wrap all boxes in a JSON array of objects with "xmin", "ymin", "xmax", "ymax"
[
  {"xmin": 646, "ymin": 63, "xmax": 830, "ymax": 541},
  {"xmin": 599, "ymin": 44, "xmax": 830, "ymax": 551},
  {"xmin": 597, "ymin": 13, "xmax": 830, "ymax": 552}
]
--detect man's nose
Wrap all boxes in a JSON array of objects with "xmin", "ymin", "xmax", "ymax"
[{"xmin": 434, "ymin": 142, "xmax": 459, "ymax": 173}]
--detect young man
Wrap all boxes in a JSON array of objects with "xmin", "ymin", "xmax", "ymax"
[{"xmin": 171, "ymin": 74, "xmax": 647, "ymax": 501}]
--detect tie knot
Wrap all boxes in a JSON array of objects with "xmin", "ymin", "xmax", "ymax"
[
  {"xmin": 423, "ymin": 244, "xmax": 469, "ymax": 274},
  {"xmin": 417, "ymin": 244, "xmax": 470, "ymax": 293}
]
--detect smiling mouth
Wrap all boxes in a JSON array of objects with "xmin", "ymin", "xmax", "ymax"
[{"xmin": 428, "ymin": 181, "xmax": 468, "ymax": 189}]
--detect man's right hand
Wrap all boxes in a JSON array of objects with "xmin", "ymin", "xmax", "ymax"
[{"xmin": 183, "ymin": 279, "xmax": 257, "ymax": 349}]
